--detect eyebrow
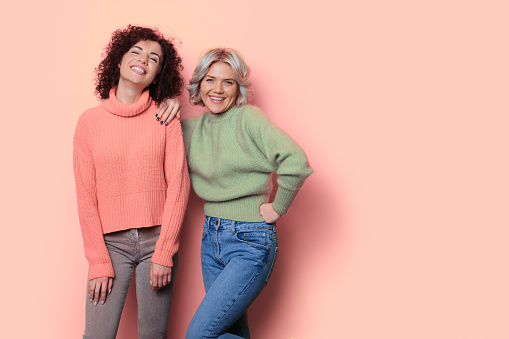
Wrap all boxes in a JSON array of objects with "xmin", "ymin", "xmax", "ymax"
[
  {"xmin": 133, "ymin": 45, "xmax": 161, "ymax": 59},
  {"xmin": 205, "ymin": 75, "xmax": 236, "ymax": 81}
]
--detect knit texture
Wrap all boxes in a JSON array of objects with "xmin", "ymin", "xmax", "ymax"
[
  {"xmin": 73, "ymin": 90, "xmax": 190, "ymax": 279},
  {"xmin": 182, "ymin": 104, "xmax": 312, "ymax": 222}
]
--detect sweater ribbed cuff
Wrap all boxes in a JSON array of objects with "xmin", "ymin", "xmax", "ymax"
[
  {"xmin": 89, "ymin": 262, "xmax": 115, "ymax": 280},
  {"xmin": 152, "ymin": 247, "xmax": 175, "ymax": 267},
  {"xmin": 272, "ymin": 187, "xmax": 299, "ymax": 216}
]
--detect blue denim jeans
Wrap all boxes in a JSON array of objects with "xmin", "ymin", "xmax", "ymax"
[{"xmin": 186, "ymin": 217, "xmax": 278, "ymax": 339}]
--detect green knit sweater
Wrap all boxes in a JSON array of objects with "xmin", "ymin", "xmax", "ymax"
[{"xmin": 182, "ymin": 104, "xmax": 313, "ymax": 222}]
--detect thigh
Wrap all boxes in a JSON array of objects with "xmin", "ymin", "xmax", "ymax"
[
  {"xmin": 188, "ymin": 228, "xmax": 277, "ymax": 338},
  {"xmin": 136, "ymin": 227, "xmax": 178, "ymax": 339},
  {"xmin": 83, "ymin": 232, "xmax": 135, "ymax": 339},
  {"xmin": 201, "ymin": 224, "xmax": 224, "ymax": 292}
]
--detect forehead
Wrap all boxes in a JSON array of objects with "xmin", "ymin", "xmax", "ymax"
[
  {"xmin": 206, "ymin": 62, "xmax": 234, "ymax": 78},
  {"xmin": 132, "ymin": 40, "xmax": 163, "ymax": 56}
]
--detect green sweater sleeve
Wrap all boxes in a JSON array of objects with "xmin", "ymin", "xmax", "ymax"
[
  {"xmin": 243, "ymin": 106, "xmax": 313, "ymax": 215},
  {"xmin": 181, "ymin": 117, "xmax": 198, "ymax": 157}
]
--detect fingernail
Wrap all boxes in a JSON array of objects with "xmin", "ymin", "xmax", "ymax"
[
  {"xmin": 160, "ymin": 121, "xmax": 163, "ymax": 125},
  {"xmin": 108, "ymin": 289, "xmax": 112, "ymax": 294},
  {"xmin": 165, "ymin": 122, "xmax": 169, "ymax": 126},
  {"xmin": 101, "ymin": 300, "xmax": 104, "ymax": 305},
  {"xmin": 156, "ymin": 117, "xmax": 160, "ymax": 121},
  {"xmin": 150, "ymin": 280, "xmax": 152, "ymax": 286},
  {"xmin": 155, "ymin": 113, "xmax": 158, "ymax": 117},
  {"xmin": 89, "ymin": 298, "xmax": 92, "ymax": 302},
  {"xmin": 94, "ymin": 301, "xmax": 97, "ymax": 306}
]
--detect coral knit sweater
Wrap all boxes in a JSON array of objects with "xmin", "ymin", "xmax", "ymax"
[{"xmin": 73, "ymin": 90, "xmax": 190, "ymax": 280}]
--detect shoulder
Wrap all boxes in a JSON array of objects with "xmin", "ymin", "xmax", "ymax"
[
  {"xmin": 236, "ymin": 104, "xmax": 266, "ymax": 118},
  {"xmin": 75, "ymin": 104, "xmax": 104, "ymax": 129},
  {"xmin": 182, "ymin": 116, "xmax": 199, "ymax": 128},
  {"xmin": 234, "ymin": 105, "xmax": 272, "ymax": 131},
  {"xmin": 181, "ymin": 115, "xmax": 203, "ymax": 145}
]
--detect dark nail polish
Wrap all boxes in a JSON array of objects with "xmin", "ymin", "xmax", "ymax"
[
  {"xmin": 160, "ymin": 121, "xmax": 164, "ymax": 125},
  {"xmin": 156, "ymin": 117, "xmax": 160, "ymax": 121},
  {"xmin": 155, "ymin": 113, "xmax": 158, "ymax": 117},
  {"xmin": 165, "ymin": 122, "xmax": 169, "ymax": 126}
]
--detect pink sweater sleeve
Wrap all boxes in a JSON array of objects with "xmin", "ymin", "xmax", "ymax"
[
  {"xmin": 151, "ymin": 118, "xmax": 191, "ymax": 267},
  {"xmin": 73, "ymin": 118, "xmax": 115, "ymax": 279}
]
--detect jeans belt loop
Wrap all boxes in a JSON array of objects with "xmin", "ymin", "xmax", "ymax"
[{"xmin": 232, "ymin": 220, "xmax": 236, "ymax": 233}]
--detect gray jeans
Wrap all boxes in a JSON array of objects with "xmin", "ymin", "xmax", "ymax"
[{"xmin": 83, "ymin": 226, "xmax": 178, "ymax": 339}]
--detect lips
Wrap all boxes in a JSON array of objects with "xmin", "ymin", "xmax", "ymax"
[
  {"xmin": 209, "ymin": 96, "xmax": 225, "ymax": 104},
  {"xmin": 130, "ymin": 65, "xmax": 146, "ymax": 75}
]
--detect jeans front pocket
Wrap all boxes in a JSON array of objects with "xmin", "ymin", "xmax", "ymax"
[{"xmin": 235, "ymin": 231, "xmax": 269, "ymax": 250}]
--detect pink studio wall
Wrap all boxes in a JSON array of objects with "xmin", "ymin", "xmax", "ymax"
[{"xmin": 1, "ymin": 1, "xmax": 508, "ymax": 338}]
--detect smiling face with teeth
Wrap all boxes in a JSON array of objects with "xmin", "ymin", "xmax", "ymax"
[
  {"xmin": 200, "ymin": 62, "xmax": 239, "ymax": 114},
  {"xmin": 118, "ymin": 40, "xmax": 163, "ymax": 93}
]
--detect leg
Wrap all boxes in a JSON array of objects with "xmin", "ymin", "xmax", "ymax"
[
  {"xmin": 83, "ymin": 231, "xmax": 135, "ymax": 339},
  {"xmin": 186, "ymin": 220, "xmax": 277, "ymax": 339},
  {"xmin": 136, "ymin": 226, "xmax": 178, "ymax": 339},
  {"xmin": 200, "ymin": 225, "xmax": 250, "ymax": 339}
]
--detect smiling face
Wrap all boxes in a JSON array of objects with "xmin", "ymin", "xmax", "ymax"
[
  {"xmin": 118, "ymin": 40, "xmax": 163, "ymax": 91},
  {"xmin": 200, "ymin": 62, "xmax": 239, "ymax": 114}
]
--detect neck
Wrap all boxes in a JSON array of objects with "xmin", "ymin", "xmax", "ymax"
[{"xmin": 115, "ymin": 79, "xmax": 145, "ymax": 104}]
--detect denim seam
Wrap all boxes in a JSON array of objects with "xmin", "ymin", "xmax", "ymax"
[{"xmin": 265, "ymin": 246, "xmax": 278, "ymax": 285}]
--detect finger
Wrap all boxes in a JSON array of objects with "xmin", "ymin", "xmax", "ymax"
[
  {"xmin": 162, "ymin": 105, "xmax": 172, "ymax": 121},
  {"xmin": 157, "ymin": 275, "xmax": 164, "ymax": 289},
  {"xmin": 152, "ymin": 275, "xmax": 159, "ymax": 290},
  {"xmin": 100, "ymin": 280, "xmax": 108, "ymax": 304},
  {"xmin": 108, "ymin": 278, "xmax": 113, "ymax": 295},
  {"xmin": 151, "ymin": 266, "xmax": 158, "ymax": 290},
  {"xmin": 156, "ymin": 102, "xmax": 168, "ymax": 117},
  {"xmin": 162, "ymin": 110, "xmax": 175, "ymax": 125},
  {"xmin": 162, "ymin": 274, "xmax": 168, "ymax": 287},
  {"xmin": 88, "ymin": 281, "xmax": 95, "ymax": 302},
  {"xmin": 94, "ymin": 283, "xmax": 101, "ymax": 306},
  {"xmin": 162, "ymin": 106, "xmax": 178, "ymax": 125}
]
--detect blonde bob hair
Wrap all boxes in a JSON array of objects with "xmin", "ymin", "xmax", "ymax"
[{"xmin": 187, "ymin": 48, "xmax": 252, "ymax": 106}]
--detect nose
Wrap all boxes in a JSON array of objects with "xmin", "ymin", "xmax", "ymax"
[
  {"xmin": 213, "ymin": 82, "xmax": 223, "ymax": 93},
  {"xmin": 138, "ymin": 55, "xmax": 148, "ymax": 65}
]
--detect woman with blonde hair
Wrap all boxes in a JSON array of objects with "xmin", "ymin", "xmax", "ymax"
[{"xmin": 161, "ymin": 48, "xmax": 313, "ymax": 338}]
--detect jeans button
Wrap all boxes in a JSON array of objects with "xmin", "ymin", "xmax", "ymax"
[{"xmin": 214, "ymin": 220, "xmax": 218, "ymax": 226}]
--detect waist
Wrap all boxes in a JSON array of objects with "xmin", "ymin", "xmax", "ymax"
[{"xmin": 205, "ymin": 216, "xmax": 276, "ymax": 232}]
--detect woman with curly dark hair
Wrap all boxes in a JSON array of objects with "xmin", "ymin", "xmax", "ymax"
[{"xmin": 73, "ymin": 25, "xmax": 190, "ymax": 338}]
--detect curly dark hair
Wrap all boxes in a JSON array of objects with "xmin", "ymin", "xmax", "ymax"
[{"xmin": 95, "ymin": 25, "xmax": 183, "ymax": 104}]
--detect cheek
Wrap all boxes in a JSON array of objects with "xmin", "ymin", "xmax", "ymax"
[{"xmin": 230, "ymin": 87, "xmax": 239, "ymax": 100}]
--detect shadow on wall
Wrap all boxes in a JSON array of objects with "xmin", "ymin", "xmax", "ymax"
[{"xmin": 248, "ymin": 172, "xmax": 343, "ymax": 336}]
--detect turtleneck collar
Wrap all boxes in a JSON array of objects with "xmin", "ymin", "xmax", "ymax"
[
  {"xmin": 207, "ymin": 104, "xmax": 240, "ymax": 123},
  {"xmin": 103, "ymin": 88, "xmax": 152, "ymax": 117}
]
